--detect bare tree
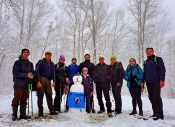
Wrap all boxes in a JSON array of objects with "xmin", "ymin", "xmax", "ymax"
[{"xmin": 125, "ymin": 0, "xmax": 165, "ymax": 64}]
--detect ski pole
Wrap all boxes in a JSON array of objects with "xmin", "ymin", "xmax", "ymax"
[{"xmin": 28, "ymin": 84, "xmax": 33, "ymax": 117}]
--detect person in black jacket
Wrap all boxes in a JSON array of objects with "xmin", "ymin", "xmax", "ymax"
[
  {"xmin": 93, "ymin": 55, "xmax": 112, "ymax": 117},
  {"xmin": 109, "ymin": 55, "xmax": 124, "ymax": 114},
  {"xmin": 35, "ymin": 51, "xmax": 57, "ymax": 117},
  {"xmin": 54, "ymin": 55, "xmax": 69, "ymax": 113},
  {"xmin": 12, "ymin": 49, "xmax": 34, "ymax": 121},
  {"xmin": 78, "ymin": 54, "xmax": 95, "ymax": 113}
]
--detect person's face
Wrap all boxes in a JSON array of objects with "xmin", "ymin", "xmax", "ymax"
[
  {"xmin": 83, "ymin": 70, "xmax": 88, "ymax": 75},
  {"xmin": 72, "ymin": 59, "xmax": 77, "ymax": 64},
  {"xmin": 84, "ymin": 55, "xmax": 90, "ymax": 61},
  {"xmin": 99, "ymin": 57, "xmax": 104, "ymax": 64},
  {"xmin": 59, "ymin": 59, "xmax": 65, "ymax": 64},
  {"xmin": 146, "ymin": 49, "xmax": 154, "ymax": 57},
  {"xmin": 110, "ymin": 59, "xmax": 116, "ymax": 64},
  {"xmin": 22, "ymin": 50, "xmax": 29, "ymax": 59},
  {"xmin": 129, "ymin": 59, "xmax": 136, "ymax": 66},
  {"xmin": 45, "ymin": 54, "xmax": 52, "ymax": 61}
]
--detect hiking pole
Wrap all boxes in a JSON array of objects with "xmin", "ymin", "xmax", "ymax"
[{"xmin": 28, "ymin": 84, "xmax": 33, "ymax": 117}]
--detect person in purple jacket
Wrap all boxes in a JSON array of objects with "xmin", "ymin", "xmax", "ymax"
[{"xmin": 82, "ymin": 67, "xmax": 93, "ymax": 113}]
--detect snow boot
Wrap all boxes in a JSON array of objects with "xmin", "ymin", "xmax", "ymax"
[
  {"xmin": 139, "ymin": 110, "xmax": 143, "ymax": 116},
  {"xmin": 38, "ymin": 111, "xmax": 44, "ymax": 117},
  {"xmin": 108, "ymin": 112, "xmax": 113, "ymax": 117},
  {"xmin": 50, "ymin": 110, "xmax": 58, "ymax": 115},
  {"xmin": 150, "ymin": 113, "xmax": 157, "ymax": 118},
  {"xmin": 97, "ymin": 109, "xmax": 105, "ymax": 114},
  {"xmin": 153, "ymin": 116, "xmax": 164, "ymax": 121},
  {"xmin": 12, "ymin": 106, "xmax": 18, "ymax": 121},
  {"xmin": 92, "ymin": 109, "xmax": 96, "ymax": 113},
  {"xmin": 20, "ymin": 107, "xmax": 31, "ymax": 119},
  {"xmin": 129, "ymin": 110, "xmax": 137, "ymax": 115}
]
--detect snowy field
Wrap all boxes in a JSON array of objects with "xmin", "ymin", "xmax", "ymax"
[{"xmin": 0, "ymin": 90, "xmax": 175, "ymax": 127}]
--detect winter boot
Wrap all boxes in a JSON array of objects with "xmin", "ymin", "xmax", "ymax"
[
  {"xmin": 150, "ymin": 113, "xmax": 157, "ymax": 118},
  {"xmin": 97, "ymin": 109, "xmax": 105, "ymax": 114},
  {"xmin": 20, "ymin": 107, "xmax": 31, "ymax": 119},
  {"xmin": 107, "ymin": 112, "xmax": 113, "ymax": 117},
  {"xmin": 129, "ymin": 110, "xmax": 137, "ymax": 115},
  {"xmin": 50, "ymin": 110, "xmax": 58, "ymax": 115},
  {"xmin": 139, "ymin": 110, "xmax": 143, "ymax": 116},
  {"xmin": 12, "ymin": 106, "xmax": 18, "ymax": 121},
  {"xmin": 92, "ymin": 109, "xmax": 96, "ymax": 113},
  {"xmin": 153, "ymin": 116, "xmax": 164, "ymax": 121}
]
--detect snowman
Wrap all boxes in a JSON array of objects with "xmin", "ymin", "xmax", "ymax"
[{"xmin": 67, "ymin": 74, "xmax": 86, "ymax": 118}]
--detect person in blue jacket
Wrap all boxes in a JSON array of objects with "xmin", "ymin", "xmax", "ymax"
[
  {"xmin": 124, "ymin": 58, "xmax": 143, "ymax": 116},
  {"xmin": 65, "ymin": 58, "xmax": 79, "ymax": 111},
  {"xmin": 141, "ymin": 47, "xmax": 166, "ymax": 120}
]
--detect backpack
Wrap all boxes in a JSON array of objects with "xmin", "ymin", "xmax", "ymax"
[
  {"xmin": 143, "ymin": 56, "xmax": 160, "ymax": 75},
  {"xmin": 34, "ymin": 59, "xmax": 44, "ymax": 77},
  {"xmin": 115, "ymin": 62, "xmax": 125, "ymax": 76}
]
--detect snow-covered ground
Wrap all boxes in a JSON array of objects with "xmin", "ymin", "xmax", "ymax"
[{"xmin": 0, "ymin": 90, "xmax": 175, "ymax": 127}]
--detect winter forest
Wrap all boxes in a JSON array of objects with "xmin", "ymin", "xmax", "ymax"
[{"xmin": 0, "ymin": 0, "xmax": 175, "ymax": 99}]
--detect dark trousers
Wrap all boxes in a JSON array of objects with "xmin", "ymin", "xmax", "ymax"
[
  {"xmin": 129, "ymin": 86, "xmax": 142, "ymax": 111},
  {"xmin": 54, "ymin": 82, "xmax": 64, "ymax": 111},
  {"xmin": 90, "ymin": 95, "xmax": 94, "ymax": 110},
  {"xmin": 85, "ymin": 92, "xmax": 91, "ymax": 113},
  {"xmin": 146, "ymin": 82, "xmax": 164, "ymax": 118},
  {"xmin": 96, "ymin": 83, "xmax": 112, "ymax": 113},
  {"xmin": 112, "ymin": 85, "xmax": 122, "ymax": 112},
  {"xmin": 37, "ymin": 77, "xmax": 55, "ymax": 113},
  {"xmin": 12, "ymin": 88, "xmax": 29, "ymax": 107}
]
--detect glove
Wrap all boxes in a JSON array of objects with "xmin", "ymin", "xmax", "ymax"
[{"xmin": 116, "ymin": 82, "xmax": 121, "ymax": 87}]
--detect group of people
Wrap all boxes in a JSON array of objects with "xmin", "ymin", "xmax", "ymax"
[{"xmin": 11, "ymin": 47, "xmax": 166, "ymax": 121}]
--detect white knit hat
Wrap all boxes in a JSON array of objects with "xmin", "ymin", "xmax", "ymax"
[{"xmin": 82, "ymin": 67, "xmax": 88, "ymax": 72}]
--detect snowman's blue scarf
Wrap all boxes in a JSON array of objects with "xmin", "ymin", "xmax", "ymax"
[{"xmin": 68, "ymin": 92, "xmax": 85, "ymax": 109}]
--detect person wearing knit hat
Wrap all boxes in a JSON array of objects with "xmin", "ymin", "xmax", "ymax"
[
  {"xmin": 54, "ymin": 55, "xmax": 69, "ymax": 113},
  {"xmin": 81, "ymin": 67, "xmax": 93, "ymax": 113},
  {"xmin": 109, "ymin": 55, "xmax": 124, "ymax": 115},
  {"xmin": 45, "ymin": 51, "xmax": 52, "ymax": 55},
  {"xmin": 99, "ymin": 55, "xmax": 104, "ymax": 59},
  {"xmin": 110, "ymin": 55, "xmax": 117, "ymax": 60},
  {"xmin": 82, "ymin": 67, "xmax": 88, "ymax": 72},
  {"xmin": 59, "ymin": 55, "xmax": 65, "ymax": 61},
  {"xmin": 93, "ymin": 55, "xmax": 113, "ymax": 117}
]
